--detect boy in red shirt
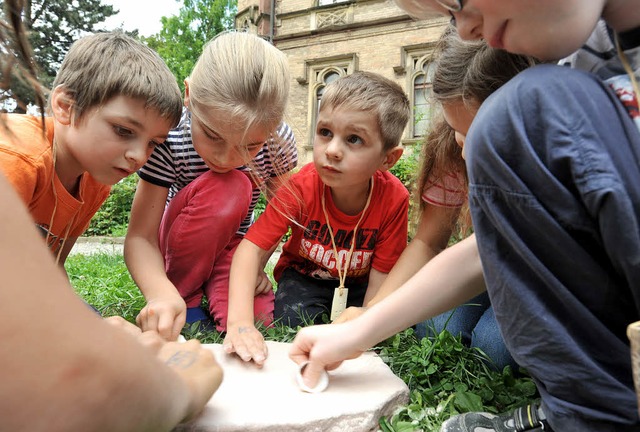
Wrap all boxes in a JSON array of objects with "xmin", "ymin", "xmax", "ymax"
[{"xmin": 224, "ymin": 71, "xmax": 410, "ymax": 365}]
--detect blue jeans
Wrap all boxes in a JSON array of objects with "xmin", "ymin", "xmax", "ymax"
[
  {"xmin": 467, "ymin": 64, "xmax": 640, "ymax": 431},
  {"xmin": 415, "ymin": 292, "xmax": 518, "ymax": 372}
]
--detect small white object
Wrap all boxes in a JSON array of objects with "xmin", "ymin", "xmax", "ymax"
[
  {"xmin": 296, "ymin": 361, "xmax": 329, "ymax": 393},
  {"xmin": 177, "ymin": 335, "xmax": 187, "ymax": 343},
  {"xmin": 330, "ymin": 287, "xmax": 348, "ymax": 321}
]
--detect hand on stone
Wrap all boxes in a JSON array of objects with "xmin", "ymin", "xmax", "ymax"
[
  {"xmin": 331, "ymin": 306, "xmax": 367, "ymax": 324},
  {"xmin": 223, "ymin": 323, "xmax": 268, "ymax": 367},
  {"xmin": 136, "ymin": 294, "xmax": 187, "ymax": 341},
  {"xmin": 289, "ymin": 323, "xmax": 364, "ymax": 389},
  {"xmin": 254, "ymin": 270, "xmax": 272, "ymax": 296},
  {"xmin": 158, "ymin": 338, "xmax": 224, "ymax": 422}
]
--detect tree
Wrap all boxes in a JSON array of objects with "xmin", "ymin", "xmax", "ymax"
[
  {"xmin": 144, "ymin": 0, "xmax": 237, "ymax": 93},
  {"xmin": 2, "ymin": 0, "xmax": 117, "ymax": 108}
]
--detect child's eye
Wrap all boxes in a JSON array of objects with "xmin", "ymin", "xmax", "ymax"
[
  {"xmin": 114, "ymin": 125, "xmax": 133, "ymax": 137},
  {"xmin": 318, "ymin": 128, "xmax": 332, "ymax": 137},
  {"xmin": 347, "ymin": 135, "xmax": 363, "ymax": 145}
]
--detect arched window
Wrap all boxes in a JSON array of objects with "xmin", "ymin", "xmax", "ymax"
[{"xmin": 413, "ymin": 58, "xmax": 434, "ymax": 138}]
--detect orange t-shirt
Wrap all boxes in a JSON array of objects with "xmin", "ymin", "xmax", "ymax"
[{"xmin": 0, "ymin": 115, "xmax": 111, "ymax": 254}]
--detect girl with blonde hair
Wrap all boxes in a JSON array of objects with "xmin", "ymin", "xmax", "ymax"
[{"xmin": 125, "ymin": 31, "xmax": 298, "ymax": 341}]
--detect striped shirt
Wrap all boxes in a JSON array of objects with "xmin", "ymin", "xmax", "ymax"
[{"xmin": 138, "ymin": 110, "xmax": 298, "ymax": 235}]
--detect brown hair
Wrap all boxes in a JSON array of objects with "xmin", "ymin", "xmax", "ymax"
[
  {"xmin": 320, "ymin": 71, "xmax": 410, "ymax": 151},
  {"xmin": 49, "ymin": 31, "xmax": 182, "ymax": 127}
]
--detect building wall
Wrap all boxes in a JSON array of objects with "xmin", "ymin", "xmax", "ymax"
[{"xmin": 237, "ymin": 0, "xmax": 447, "ymax": 164}]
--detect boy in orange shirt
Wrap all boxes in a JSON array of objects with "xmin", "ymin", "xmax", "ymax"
[{"xmin": 0, "ymin": 31, "xmax": 182, "ymax": 266}]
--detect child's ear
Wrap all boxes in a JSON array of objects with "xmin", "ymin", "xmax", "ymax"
[
  {"xmin": 50, "ymin": 86, "xmax": 74, "ymax": 126},
  {"xmin": 183, "ymin": 79, "xmax": 190, "ymax": 108},
  {"xmin": 379, "ymin": 146, "xmax": 404, "ymax": 172}
]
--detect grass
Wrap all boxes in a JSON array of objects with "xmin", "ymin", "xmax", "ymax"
[{"xmin": 65, "ymin": 252, "xmax": 539, "ymax": 432}]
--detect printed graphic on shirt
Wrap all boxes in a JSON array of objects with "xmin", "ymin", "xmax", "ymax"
[{"xmin": 294, "ymin": 219, "xmax": 377, "ymax": 280}]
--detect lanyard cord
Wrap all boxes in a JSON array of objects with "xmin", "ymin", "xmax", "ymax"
[
  {"xmin": 47, "ymin": 139, "xmax": 75, "ymax": 264},
  {"xmin": 320, "ymin": 177, "xmax": 374, "ymax": 288},
  {"xmin": 615, "ymin": 33, "xmax": 640, "ymax": 105}
]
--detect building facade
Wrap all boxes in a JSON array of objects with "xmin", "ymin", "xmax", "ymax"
[{"xmin": 236, "ymin": 0, "xmax": 447, "ymax": 164}]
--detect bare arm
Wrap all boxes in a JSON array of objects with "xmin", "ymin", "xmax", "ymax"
[
  {"xmin": 0, "ymin": 174, "xmax": 221, "ymax": 432},
  {"xmin": 124, "ymin": 179, "xmax": 185, "ymax": 340},
  {"xmin": 224, "ymin": 238, "xmax": 271, "ymax": 366},
  {"xmin": 290, "ymin": 234, "xmax": 485, "ymax": 386}
]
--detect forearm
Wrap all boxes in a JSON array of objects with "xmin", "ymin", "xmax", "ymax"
[
  {"xmin": 365, "ymin": 238, "xmax": 437, "ymax": 307},
  {"xmin": 124, "ymin": 234, "xmax": 178, "ymax": 300},
  {"xmin": 355, "ymin": 234, "xmax": 485, "ymax": 350},
  {"xmin": 227, "ymin": 240, "xmax": 268, "ymax": 325}
]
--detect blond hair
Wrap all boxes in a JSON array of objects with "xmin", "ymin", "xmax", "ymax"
[
  {"xmin": 49, "ymin": 31, "xmax": 182, "ymax": 127},
  {"xmin": 188, "ymin": 31, "xmax": 290, "ymax": 140},
  {"xmin": 320, "ymin": 71, "xmax": 410, "ymax": 151}
]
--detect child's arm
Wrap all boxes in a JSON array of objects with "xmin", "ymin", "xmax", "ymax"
[
  {"xmin": 124, "ymin": 179, "xmax": 186, "ymax": 341},
  {"xmin": 57, "ymin": 236, "xmax": 78, "ymax": 266},
  {"xmin": 224, "ymin": 238, "xmax": 272, "ymax": 366},
  {"xmin": 290, "ymin": 234, "xmax": 485, "ymax": 388},
  {"xmin": 335, "ymin": 204, "xmax": 458, "ymax": 323}
]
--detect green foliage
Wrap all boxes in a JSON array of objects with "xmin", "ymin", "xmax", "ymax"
[
  {"xmin": 377, "ymin": 329, "xmax": 538, "ymax": 431},
  {"xmin": 390, "ymin": 142, "xmax": 422, "ymax": 193},
  {"xmin": 9, "ymin": 0, "xmax": 117, "ymax": 106},
  {"xmin": 143, "ymin": 0, "xmax": 237, "ymax": 93},
  {"xmin": 67, "ymin": 252, "xmax": 538, "ymax": 431},
  {"xmin": 65, "ymin": 252, "xmax": 145, "ymax": 319},
  {"xmin": 85, "ymin": 175, "xmax": 138, "ymax": 236}
]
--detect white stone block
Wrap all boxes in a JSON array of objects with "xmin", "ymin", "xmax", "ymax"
[{"xmin": 175, "ymin": 341, "xmax": 409, "ymax": 432}]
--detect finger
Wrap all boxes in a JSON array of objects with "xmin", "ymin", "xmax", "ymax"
[
  {"xmin": 222, "ymin": 336, "xmax": 236, "ymax": 354},
  {"xmin": 289, "ymin": 334, "xmax": 312, "ymax": 365},
  {"xmin": 171, "ymin": 310, "xmax": 187, "ymax": 341},
  {"xmin": 135, "ymin": 308, "xmax": 147, "ymax": 330},
  {"xmin": 138, "ymin": 331, "xmax": 165, "ymax": 353},
  {"xmin": 157, "ymin": 311, "xmax": 176, "ymax": 341},
  {"xmin": 300, "ymin": 360, "xmax": 325, "ymax": 389}
]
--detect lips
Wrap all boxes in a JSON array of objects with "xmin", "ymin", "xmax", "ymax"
[{"xmin": 322, "ymin": 165, "xmax": 341, "ymax": 173}]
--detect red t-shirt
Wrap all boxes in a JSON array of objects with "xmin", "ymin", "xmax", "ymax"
[{"xmin": 245, "ymin": 163, "xmax": 409, "ymax": 285}]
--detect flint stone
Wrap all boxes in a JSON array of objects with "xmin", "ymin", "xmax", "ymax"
[{"xmin": 175, "ymin": 341, "xmax": 409, "ymax": 432}]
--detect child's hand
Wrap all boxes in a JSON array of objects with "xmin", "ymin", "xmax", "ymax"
[
  {"xmin": 137, "ymin": 295, "xmax": 187, "ymax": 341},
  {"xmin": 332, "ymin": 306, "xmax": 367, "ymax": 324},
  {"xmin": 289, "ymin": 322, "xmax": 365, "ymax": 389},
  {"xmin": 223, "ymin": 323, "xmax": 268, "ymax": 367},
  {"xmin": 157, "ymin": 338, "xmax": 224, "ymax": 422},
  {"xmin": 254, "ymin": 270, "xmax": 273, "ymax": 296}
]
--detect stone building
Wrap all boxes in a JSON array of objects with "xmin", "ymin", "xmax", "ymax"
[{"xmin": 236, "ymin": 0, "xmax": 447, "ymax": 164}]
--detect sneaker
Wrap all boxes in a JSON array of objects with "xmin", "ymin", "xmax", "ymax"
[{"xmin": 440, "ymin": 403, "xmax": 552, "ymax": 432}]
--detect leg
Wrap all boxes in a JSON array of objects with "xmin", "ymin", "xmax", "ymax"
[
  {"xmin": 470, "ymin": 305, "xmax": 518, "ymax": 373},
  {"xmin": 467, "ymin": 64, "xmax": 640, "ymax": 430},
  {"xmin": 204, "ymin": 235, "xmax": 275, "ymax": 332},
  {"xmin": 274, "ymin": 269, "xmax": 334, "ymax": 327},
  {"xmin": 415, "ymin": 292, "xmax": 490, "ymax": 343},
  {"xmin": 159, "ymin": 170, "xmax": 252, "ymax": 311}
]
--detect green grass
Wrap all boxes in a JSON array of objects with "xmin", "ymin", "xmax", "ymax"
[{"xmin": 65, "ymin": 252, "xmax": 538, "ymax": 432}]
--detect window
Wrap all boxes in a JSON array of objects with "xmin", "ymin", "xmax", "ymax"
[
  {"xmin": 314, "ymin": 70, "xmax": 341, "ymax": 128},
  {"xmin": 413, "ymin": 59, "xmax": 434, "ymax": 138}
]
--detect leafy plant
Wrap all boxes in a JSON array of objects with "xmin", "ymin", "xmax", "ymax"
[{"xmin": 85, "ymin": 175, "xmax": 138, "ymax": 237}]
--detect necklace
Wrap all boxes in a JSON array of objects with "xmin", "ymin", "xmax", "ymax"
[{"xmin": 320, "ymin": 177, "xmax": 374, "ymax": 321}]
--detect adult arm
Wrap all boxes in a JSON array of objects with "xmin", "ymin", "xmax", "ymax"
[
  {"xmin": 290, "ymin": 233, "xmax": 485, "ymax": 387},
  {"xmin": 0, "ymin": 173, "xmax": 222, "ymax": 432},
  {"xmin": 224, "ymin": 238, "xmax": 272, "ymax": 367},
  {"xmin": 124, "ymin": 179, "xmax": 186, "ymax": 340}
]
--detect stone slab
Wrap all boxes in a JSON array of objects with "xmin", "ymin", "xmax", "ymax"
[{"xmin": 175, "ymin": 341, "xmax": 409, "ymax": 432}]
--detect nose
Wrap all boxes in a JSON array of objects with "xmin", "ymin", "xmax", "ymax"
[
  {"xmin": 325, "ymin": 137, "xmax": 343, "ymax": 160},
  {"xmin": 125, "ymin": 141, "xmax": 151, "ymax": 169},
  {"xmin": 454, "ymin": 12, "xmax": 483, "ymax": 41}
]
